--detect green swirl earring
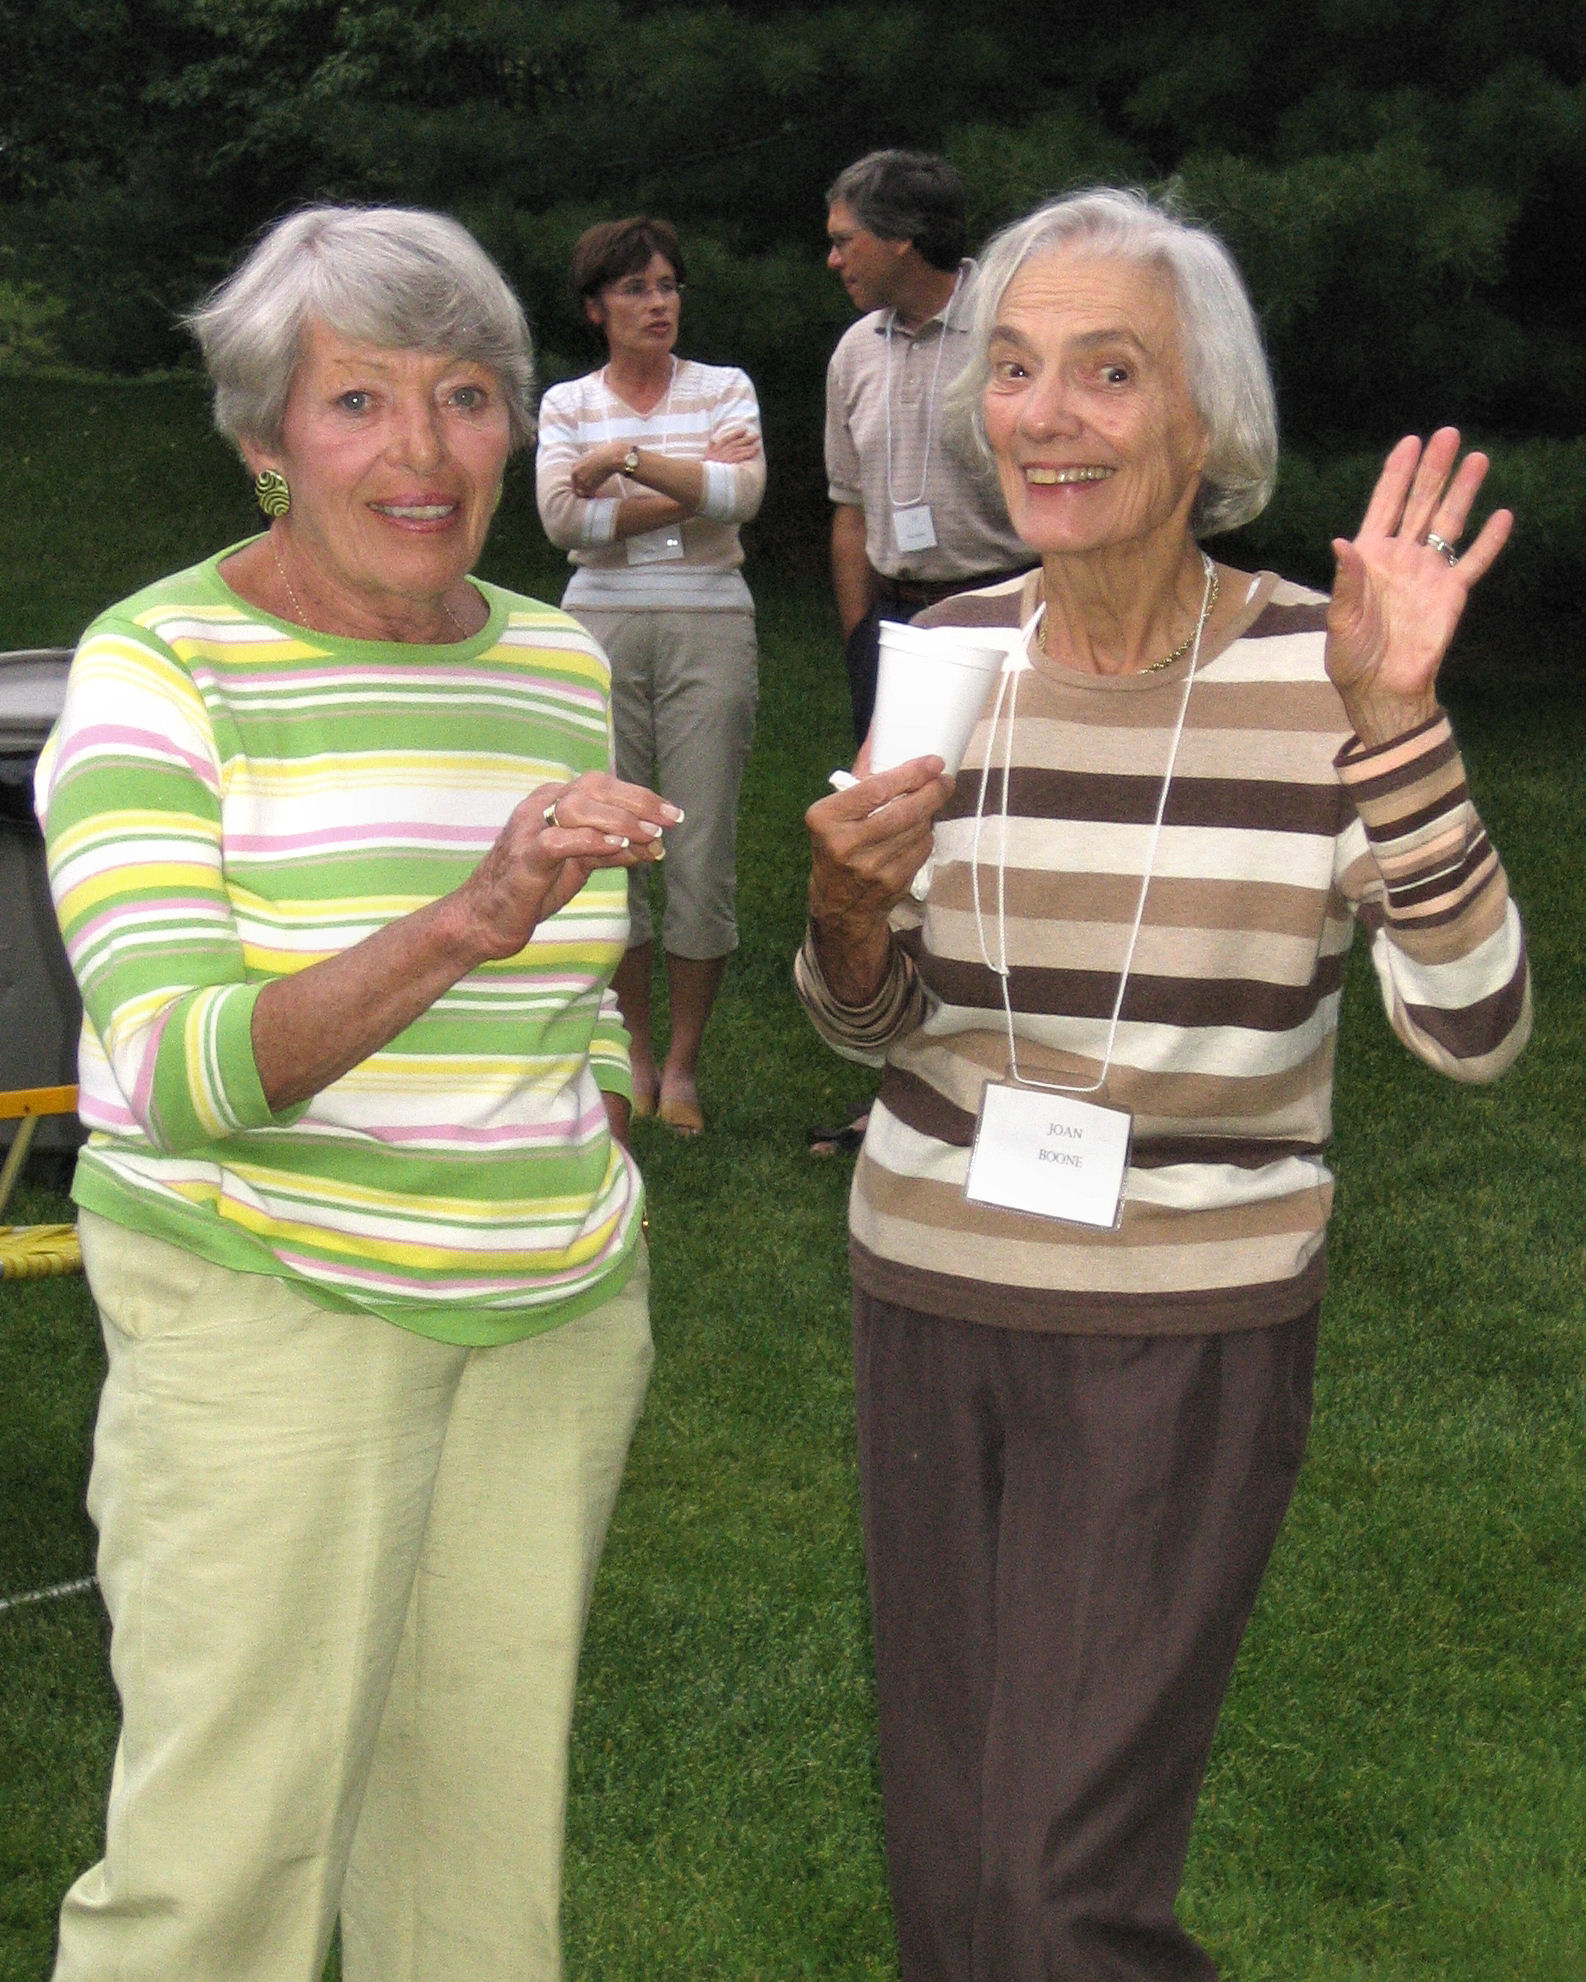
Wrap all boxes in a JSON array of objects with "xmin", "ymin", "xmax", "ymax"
[{"xmin": 254, "ymin": 468, "xmax": 291, "ymax": 518}]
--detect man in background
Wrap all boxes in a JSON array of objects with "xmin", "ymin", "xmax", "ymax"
[
  {"xmin": 811, "ymin": 151, "xmax": 1032, "ymax": 1155},
  {"xmin": 824, "ymin": 149, "xmax": 1032, "ymax": 748}
]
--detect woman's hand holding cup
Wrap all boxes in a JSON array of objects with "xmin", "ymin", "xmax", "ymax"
[{"xmin": 805, "ymin": 755, "xmax": 954, "ymax": 1006}]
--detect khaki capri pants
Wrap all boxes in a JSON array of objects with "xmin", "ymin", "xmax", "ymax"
[
  {"xmin": 572, "ymin": 607, "xmax": 757, "ymax": 958},
  {"xmin": 54, "ymin": 1211, "xmax": 652, "ymax": 1982}
]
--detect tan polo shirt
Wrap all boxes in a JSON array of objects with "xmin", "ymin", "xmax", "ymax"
[{"xmin": 824, "ymin": 268, "xmax": 1032, "ymax": 584}]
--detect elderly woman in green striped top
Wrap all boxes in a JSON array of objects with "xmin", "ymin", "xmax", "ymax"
[
  {"xmin": 798, "ymin": 188, "xmax": 1528, "ymax": 1982},
  {"xmin": 38, "ymin": 204, "xmax": 671, "ymax": 1982}
]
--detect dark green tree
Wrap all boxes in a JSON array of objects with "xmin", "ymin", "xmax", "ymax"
[{"xmin": 4, "ymin": 0, "xmax": 1583, "ymax": 572}]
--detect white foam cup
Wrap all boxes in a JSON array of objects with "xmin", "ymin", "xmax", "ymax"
[{"xmin": 870, "ymin": 621, "xmax": 1012, "ymax": 776}]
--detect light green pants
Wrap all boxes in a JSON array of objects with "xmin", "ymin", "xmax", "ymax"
[{"xmin": 55, "ymin": 1212, "xmax": 652, "ymax": 1982}]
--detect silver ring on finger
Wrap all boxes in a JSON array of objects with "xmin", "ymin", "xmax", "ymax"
[
  {"xmin": 542, "ymin": 798, "xmax": 562, "ymax": 828},
  {"xmin": 1424, "ymin": 531, "xmax": 1459, "ymax": 565}
]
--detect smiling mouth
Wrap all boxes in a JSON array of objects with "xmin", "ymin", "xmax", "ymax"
[
  {"xmin": 371, "ymin": 502, "xmax": 457, "ymax": 521},
  {"xmin": 1025, "ymin": 467, "xmax": 1114, "ymax": 486}
]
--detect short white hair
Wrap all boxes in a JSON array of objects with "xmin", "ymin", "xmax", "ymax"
[
  {"xmin": 185, "ymin": 205, "xmax": 536, "ymax": 452},
  {"xmin": 949, "ymin": 187, "xmax": 1278, "ymax": 536}
]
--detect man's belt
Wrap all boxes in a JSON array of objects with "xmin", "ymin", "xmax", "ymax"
[{"xmin": 875, "ymin": 567, "xmax": 1034, "ymax": 610}]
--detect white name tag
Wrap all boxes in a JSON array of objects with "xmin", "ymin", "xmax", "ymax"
[
  {"xmin": 626, "ymin": 525, "xmax": 686, "ymax": 565},
  {"xmin": 965, "ymin": 1083, "xmax": 1132, "ymax": 1230},
  {"xmin": 892, "ymin": 503, "xmax": 938, "ymax": 552}
]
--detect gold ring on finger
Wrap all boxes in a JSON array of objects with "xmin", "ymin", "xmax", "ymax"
[
  {"xmin": 1424, "ymin": 532, "xmax": 1459, "ymax": 565},
  {"xmin": 542, "ymin": 799, "xmax": 561, "ymax": 828}
]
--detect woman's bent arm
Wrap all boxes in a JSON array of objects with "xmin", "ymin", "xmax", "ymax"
[
  {"xmin": 803, "ymin": 756, "xmax": 955, "ymax": 1011},
  {"xmin": 253, "ymin": 777, "xmax": 670, "ymax": 1110},
  {"xmin": 42, "ymin": 619, "xmax": 672, "ymax": 1137},
  {"xmin": 1335, "ymin": 713, "xmax": 1530, "ymax": 1084},
  {"xmin": 535, "ymin": 382, "xmax": 623, "ymax": 550}
]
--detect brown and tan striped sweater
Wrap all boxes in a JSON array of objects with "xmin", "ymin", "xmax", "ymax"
[{"xmin": 795, "ymin": 570, "xmax": 1531, "ymax": 1335}]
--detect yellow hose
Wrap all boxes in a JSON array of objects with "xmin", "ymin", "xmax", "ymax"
[{"xmin": 0, "ymin": 1224, "xmax": 83, "ymax": 1278}]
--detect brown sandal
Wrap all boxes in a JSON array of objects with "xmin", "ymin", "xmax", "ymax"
[{"xmin": 659, "ymin": 1094, "xmax": 705, "ymax": 1136}]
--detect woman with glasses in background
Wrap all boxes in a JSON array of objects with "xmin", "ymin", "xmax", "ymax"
[{"xmin": 537, "ymin": 218, "xmax": 766, "ymax": 1135}]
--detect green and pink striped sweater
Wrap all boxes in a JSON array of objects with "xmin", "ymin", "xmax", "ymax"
[{"xmin": 37, "ymin": 547, "xmax": 642, "ymax": 1343}]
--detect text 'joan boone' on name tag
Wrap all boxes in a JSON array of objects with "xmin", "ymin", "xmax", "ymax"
[{"xmin": 964, "ymin": 1083, "xmax": 1132, "ymax": 1230}]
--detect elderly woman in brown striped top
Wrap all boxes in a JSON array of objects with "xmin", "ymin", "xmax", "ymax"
[{"xmin": 797, "ymin": 188, "xmax": 1527, "ymax": 1982}]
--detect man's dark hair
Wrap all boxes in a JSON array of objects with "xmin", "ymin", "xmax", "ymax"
[
  {"xmin": 569, "ymin": 217, "xmax": 687, "ymax": 304},
  {"xmin": 826, "ymin": 151, "xmax": 967, "ymax": 271}
]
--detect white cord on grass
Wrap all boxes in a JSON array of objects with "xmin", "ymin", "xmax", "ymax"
[{"xmin": 0, "ymin": 1574, "xmax": 97, "ymax": 1617}]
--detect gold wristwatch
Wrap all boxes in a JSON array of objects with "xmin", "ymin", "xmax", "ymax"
[{"xmin": 622, "ymin": 445, "xmax": 641, "ymax": 475}]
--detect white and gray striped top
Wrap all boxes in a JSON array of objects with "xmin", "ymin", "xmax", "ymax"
[{"xmin": 536, "ymin": 359, "xmax": 765, "ymax": 612}]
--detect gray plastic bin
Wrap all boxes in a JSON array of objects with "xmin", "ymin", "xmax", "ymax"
[{"xmin": 1, "ymin": 649, "xmax": 84, "ymax": 1154}]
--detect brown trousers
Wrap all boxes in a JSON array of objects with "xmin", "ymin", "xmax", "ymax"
[{"xmin": 853, "ymin": 1292, "xmax": 1320, "ymax": 1982}]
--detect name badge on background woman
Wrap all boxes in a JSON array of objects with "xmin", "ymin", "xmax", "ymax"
[{"xmin": 625, "ymin": 523, "xmax": 686, "ymax": 564}]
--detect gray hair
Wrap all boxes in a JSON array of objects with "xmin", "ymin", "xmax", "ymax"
[
  {"xmin": 948, "ymin": 188, "xmax": 1277, "ymax": 536},
  {"xmin": 826, "ymin": 150, "xmax": 967, "ymax": 272},
  {"xmin": 185, "ymin": 205, "xmax": 536, "ymax": 453}
]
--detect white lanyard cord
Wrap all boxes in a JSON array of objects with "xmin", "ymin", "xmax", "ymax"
[
  {"xmin": 883, "ymin": 267, "xmax": 962, "ymax": 513},
  {"xmin": 970, "ymin": 651, "xmax": 1023, "ymax": 997},
  {"xmin": 601, "ymin": 357, "xmax": 677, "ymax": 489},
  {"xmin": 971, "ymin": 554, "xmax": 1216, "ymax": 1096}
]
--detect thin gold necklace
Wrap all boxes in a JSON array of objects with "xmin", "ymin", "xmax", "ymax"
[
  {"xmin": 1042, "ymin": 554, "xmax": 1219, "ymax": 674},
  {"xmin": 269, "ymin": 536, "xmax": 468, "ymax": 640}
]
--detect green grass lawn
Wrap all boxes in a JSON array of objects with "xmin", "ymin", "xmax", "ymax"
[{"xmin": 2, "ymin": 377, "xmax": 1584, "ymax": 1979}]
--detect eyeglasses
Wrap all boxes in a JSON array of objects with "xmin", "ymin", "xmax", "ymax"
[{"xmin": 608, "ymin": 278, "xmax": 684, "ymax": 302}]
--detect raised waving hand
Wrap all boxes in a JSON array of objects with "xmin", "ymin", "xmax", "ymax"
[{"xmin": 1325, "ymin": 427, "xmax": 1513, "ymax": 746}]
